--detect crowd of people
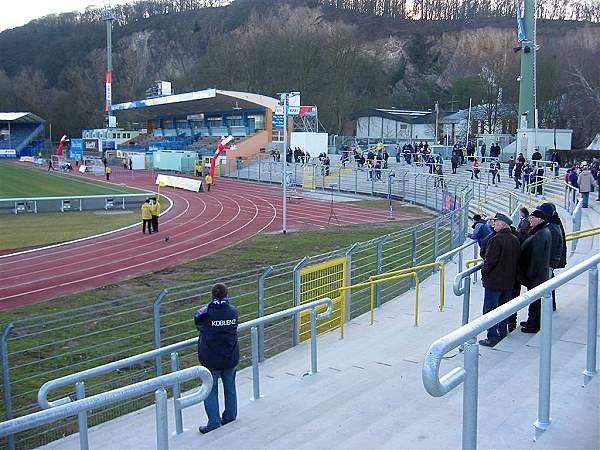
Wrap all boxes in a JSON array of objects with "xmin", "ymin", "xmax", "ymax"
[
  {"xmin": 565, "ymin": 158, "xmax": 600, "ymax": 208},
  {"xmin": 469, "ymin": 201, "xmax": 567, "ymax": 347}
]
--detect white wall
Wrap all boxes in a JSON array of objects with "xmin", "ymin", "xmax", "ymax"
[
  {"xmin": 291, "ymin": 132, "xmax": 328, "ymax": 156},
  {"xmin": 356, "ymin": 116, "xmax": 435, "ymax": 142},
  {"xmin": 515, "ymin": 128, "xmax": 572, "ymax": 159}
]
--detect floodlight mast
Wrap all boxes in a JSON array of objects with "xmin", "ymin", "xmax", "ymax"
[
  {"xmin": 280, "ymin": 93, "xmax": 289, "ymax": 234},
  {"xmin": 104, "ymin": 8, "xmax": 115, "ymax": 128}
]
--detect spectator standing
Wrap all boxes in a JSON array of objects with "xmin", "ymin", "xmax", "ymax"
[
  {"xmin": 531, "ymin": 148, "xmax": 542, "ymax": 164},
  {"xmin": 508, "ymin": 156, "xmax": 515, "ymax": 179},
  {"xmin": 194, "ymin": 283, "xmax": 239, "ymax": 434},
  {"xmin": 47, "ymin": 159, "xmax": 54, "ymax": 171},
  {"xmin": 577, "ymin": 162, "xmax": 593, "ymax": 208},
  {"xmin": 537, "ymin": 203, "xmax": 566, "ymax": 311},
  {"xmin": 535, "ymin": 165, "xmax": 545, "ymax": 196},
  {"xmin": 141, "ymin": 199, "xmax": 153, "ymax": 235},
  {"xmin": 480, "ymin": 142, "xmax": 487, "ymax": 158},
  {"xmin": 105, "ymin": 166, "xmax": 112, "ymax": 181},
  {"xmin": 205, "ymin": 174, "xmax": 213, "ymax": 192},
  {"xmin": 523, "ymin": 163, "xmax": 534, "ymax": 191},
  {"xmin": 479, "ymin": 213, "xmax": 521, "ymax": 347},
  {"xmin": 514, "ymin": 161, "xmax": 523, "ymax": 189},
  {"xmin": 451, "ymin": 151, "xmax": 459, "ymax": 174},
  {"xmin": 517, "ymin": 207, "xmax": 531, "ymax": 239},
  {"xmin": 468, "ymin": 214, "xmax": 493, "ymax": 250},
  {"xmin": 129, "ymin": 158, "xmax": 133, "ymax": 170},
  {"xmin": 518, "ymin": 209, "xmax": 552, "ymax": 333},
  {"xmin": 470, "ymin": 159, "xmax": 480, "ymax": 179},
  {"xmin": 150, "ymin": 198, "xmax": 161, "ymax": 232},
  {"xmin": 517, "ymin": 153, "xmax": 526, "ymax": 165}
]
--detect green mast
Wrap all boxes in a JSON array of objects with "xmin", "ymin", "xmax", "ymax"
[{"xmin": 517, "ymin": 0, "xmax": 536, "ymax": 129}]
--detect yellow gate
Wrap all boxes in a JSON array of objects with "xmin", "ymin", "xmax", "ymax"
[{"xmin": 299, "ymin": 257, "xmax": 347, "ymax": 341}]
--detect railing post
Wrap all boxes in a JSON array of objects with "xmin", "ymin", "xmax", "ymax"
[
  {"xmin": 170, "ymin": 352, "xmax": 183, "ymax": 434},
  {"xmin": 75, "ymin": 381, "xmax": 89, "ymax": 450},
  {"xmin": 425, "ymin": 176, "xmax": 429, "ymax": 208},
  {"xmin": 345, "ymin": 243, "xmax": 361, "ymax": 320},
  {"xmin": 292, "ymin": 257, "xmax": 310, "ymax": 347},
  {"xmin": 153, "ymin": 289, "xmax": 169, "ymax": 377},
  {"xmin": 434, "ymin": 222, "xmax": 440, "ymax": 260},
  {"xmin": 354, "ymin": 168, "xmax": 358, "ymax": 195},
  {"xmin": 472, "ymin": 242, "xmax": 479, "ymax": 283},
  {"xmin": 534, "ymin": 286, "xmax": 554, "ymax": 438},
  {"xmin": 584, "ymin": 266, "xmax": 598, "ymax": 386},
  {"xmin": 461, "ymin": 275, "xmax": 472, "ymax": 326},
  {"xmin": 411, "ymin": 229, "xmax": 418, "ymax": 289},
  {"xmin": 155, "ymin": 387, "xmax": 169, "ymax": 450},
  {"xmin": 250, "ymin": 327, "xmax": 261, "ymax": 400},
  {"xmin": 1, "ymin": 322, "xmax": 15, "ymax": 450},
  {"xmin": 462, "ymin": 338, "xmax": 479, "ymax": 450},
  {"xmin": 257, "ymin": 266, "xmax": 273, "ymax": 362},
  {"xmin": 376, "ymin": 236, "xmax": 389, "ymax": 307},
  {"xmin": 258, "ymin": 158, "xmax": 261, "ymax": 181},
  {"xmin": 310, "ymin": 308, "xmax": 318, "ymax": 374}
]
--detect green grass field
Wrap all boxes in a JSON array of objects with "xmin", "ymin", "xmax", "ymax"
[
  {"xmin": 0, "ymin": 162, "xmax": 143, "ymax": 198},
  {"xmin": 0, "ymin": 210, "xmax": 142, "ymax": 251}
]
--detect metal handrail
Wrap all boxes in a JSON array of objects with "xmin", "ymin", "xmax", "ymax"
[
  {"xmin": 0, "ymin": 193, "xmax": 151, "ymax": 202},
  {"xmin": 435, "ymin": 239, "xmax": 477, "ymax": 273},
  {"xmin": 370, "ymin": 261, "xmax": 445, "ymax": 311},
  {"xmin": 1, "ymin": 366, "xmax": 212, "ymax": 450},
  {"xmin": 36, "ymin": 297, "xmax": 333, "ymax": 442},
  {"xmin": 423, "ymin": 253, "xmax": 599, "ymax": 449}
]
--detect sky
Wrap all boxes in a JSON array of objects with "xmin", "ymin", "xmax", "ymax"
[{"xmin": 0, "ymin": 0, "xmax": 134, "ymax": 33}]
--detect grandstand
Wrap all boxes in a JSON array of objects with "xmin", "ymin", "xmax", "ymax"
[
  {"xmin": 0, "ymin": 113, "xmax": 45, "ymax": 157},
  {"xmin": 110, "ymin": 88, "xmax": 280, "ymax": 160}
]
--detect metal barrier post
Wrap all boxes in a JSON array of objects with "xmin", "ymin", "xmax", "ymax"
[
  {"xmin": 155, "ymin": 387, "xmax": 169, "ymax": 450},
  {"xmin": 462, "ymin": 276, "xmax": 472, "ymax": 326},
  {"xmin": 411, "ymin": 229, "xmax": 418, "ymax": 289},
  {"xmin": 375, "ymin": 236, "xmax": 389, "ymax": 307},
  {"xmin": 345, "ymin": 243, "xmax": 361, "ymax": 320},
  {"xmin": 250, "ymin": 327, "xmax": 261, "ymax": 400},
  {"xmin": 310, "ymin": 308, "xmax": 318, "ymax": 374},
  {"xmin": 258, "ymin": 158, "xmax": 261, "ymax": 181},
  {"xmin": 584, "ymin": 266, "xmax": 598, "ymax": 386},
  {"xmin": 293, "ymin": 257, "xmax": 310, "ymax": 347},
  {"xmin": 534, "ymin": 288, "xmax": 554, "ymax": 437},
  {"xmin": 170, "ymin": 352, "xmax": 183, "ymax": 434},
  {"xmin": 354, "ymin": 168, "xmax": 358, "ymax": 194},
  {"xmin": 434, "ymin": 222, "xmax": 440, "ymax": 259},
  {"xmin": 462, "ymin": 338, "xmax": 479, "ymax": 450},
  {"xmin": 257, "ymin": 266, "xmax": 273, "ymax": 362},
  {"xmin": 1, "ymin": 322, "xmax": 15, "ymax": 450},
  {"xmin": 75, "ymin": 381, "xmax": 89, "ymax": 450},
  {"xmin": 153, "ymin": 289, "xmax": 169, "ymax": 377},
  {"xmin": 472, "ymin": 243, "xmax": 479, "ymax": 283}
]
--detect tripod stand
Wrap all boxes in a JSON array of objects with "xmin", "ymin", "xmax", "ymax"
[{"xmin": 328, "ymin": 185, "xmax": 340, "ymax": 225}]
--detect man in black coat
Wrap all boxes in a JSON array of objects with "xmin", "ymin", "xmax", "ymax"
[
  {"xmin": 479, "ymin": 213, "xmax": 521, "ymax": 346},
  {"xmin": 518, "ymin": 209, "xmax": 552, "ymax": 333},
  {"xmin": 194, "ymin": 283, "xmax": 239, "ymax": 434}
]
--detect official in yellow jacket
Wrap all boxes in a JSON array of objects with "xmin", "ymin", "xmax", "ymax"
[
  {"xmin": 205, "ymin": 175, "xmax": 213, "ymax": 192},
  {"xmin": 150, "ymin": 198, "xmax": 161, "ymax": 232},
  {"xmin": 141, "ymin": 199, "xmax": 153, "ymax": 234}
]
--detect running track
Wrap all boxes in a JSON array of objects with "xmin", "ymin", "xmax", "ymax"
[{"xmin": 0, "ymin": 166, "xmax": 426, "ymax": 309}]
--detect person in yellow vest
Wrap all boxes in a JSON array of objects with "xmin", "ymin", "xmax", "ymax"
[
  {"xmin": 105, "ymin": 166, "xmax": 112, "ymax": 181},
  {"xmin": 205, "ymin": 174, "xmax": 213, "ymax": 192},
  {"xmin": 150, "ymin": 198, "xmax": 161, "ymax": 232},
  {"xmin": 141, "ymin": 199, "xmax": 153, "ymax": 234}
]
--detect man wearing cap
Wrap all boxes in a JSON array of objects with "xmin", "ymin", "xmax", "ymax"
[
  {"xmin": 518, "ymin": 209, "xmax": 552, "ymax": 333},
  {"xmin": 577, "ymin": 162, "xmax": 593, "ymax": 208},
  {"xmin": 479, "ymin": 213, "xmax": 521, "ymax": 347}
]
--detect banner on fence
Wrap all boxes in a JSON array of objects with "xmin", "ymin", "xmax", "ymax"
[
  {"xmin": 442, "ymin": 191, "xmax": 461, "ymax": 212},
  {"xmin": 299, "ymin": 256, "xmax": 347, "ymax": 340}
]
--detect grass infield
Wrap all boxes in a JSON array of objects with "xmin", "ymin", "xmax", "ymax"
[
  {"xmin": 0, "ymin": 210, "xmax": 142, "ymax": 251},
  {"xmin": 0, "ymin": 162, "xmax": 143, "ymax": 198}
]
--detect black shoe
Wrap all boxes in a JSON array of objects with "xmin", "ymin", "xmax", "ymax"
[
  {"xmin": 508, "ymin": 323, "xmax": 516, "ymax": 332},
  {"xmin": 199, "ymin": 425, "xmax": 220, "ymax": 434},
  {"xmin": 519, "ymin": 320, "xmax": 530, "ymax": 327},
  {"xmin": 221, "ymin": 417, "xmax": 236, "ymax": 426},
  {"xmin": 521, "ymin": 326, "xmax": 539, "ymax": 334},
  {"xmin": 478, "ymin": 339, "xmax": 498, "ymax": 347}
]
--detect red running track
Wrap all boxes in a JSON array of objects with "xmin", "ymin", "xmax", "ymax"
[{"xmin": 0, "ymin": 167, "xmax": 425, "ymax": 309}]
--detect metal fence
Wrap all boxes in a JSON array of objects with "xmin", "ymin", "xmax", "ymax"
[{"xmin": 0, "ymin": 167, "xmax": 472, "ymax": 449}]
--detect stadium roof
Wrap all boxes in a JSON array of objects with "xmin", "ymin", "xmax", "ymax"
[
  {"xmin": 355, "ymin": 108, "xmax": 435, "ymax": 124},
  {"xmin": 109, "ymin": 88, "xmax": 279, "ymax": 119},
  {"xmin": 0, "ymin": 112, "xmax": 45, "ymax": 123}
]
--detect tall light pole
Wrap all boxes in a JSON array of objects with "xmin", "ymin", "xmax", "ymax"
[
  {"xmin": 104, "ymin": 10, "xmax": 114, "ymax": 128},
  {"xmin": 281, "ymin": 93, "xmax": 289, "ymax": 234}
]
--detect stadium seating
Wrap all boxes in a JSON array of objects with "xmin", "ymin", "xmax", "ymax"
[{"xmin": 0, "ymin": 123, "xmax": 44, "ymax": 156}]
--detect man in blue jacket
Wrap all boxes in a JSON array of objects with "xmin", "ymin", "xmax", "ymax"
[{"xmin": 194, "ymin": 283, "xmax": 239, "ymax": 434}]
